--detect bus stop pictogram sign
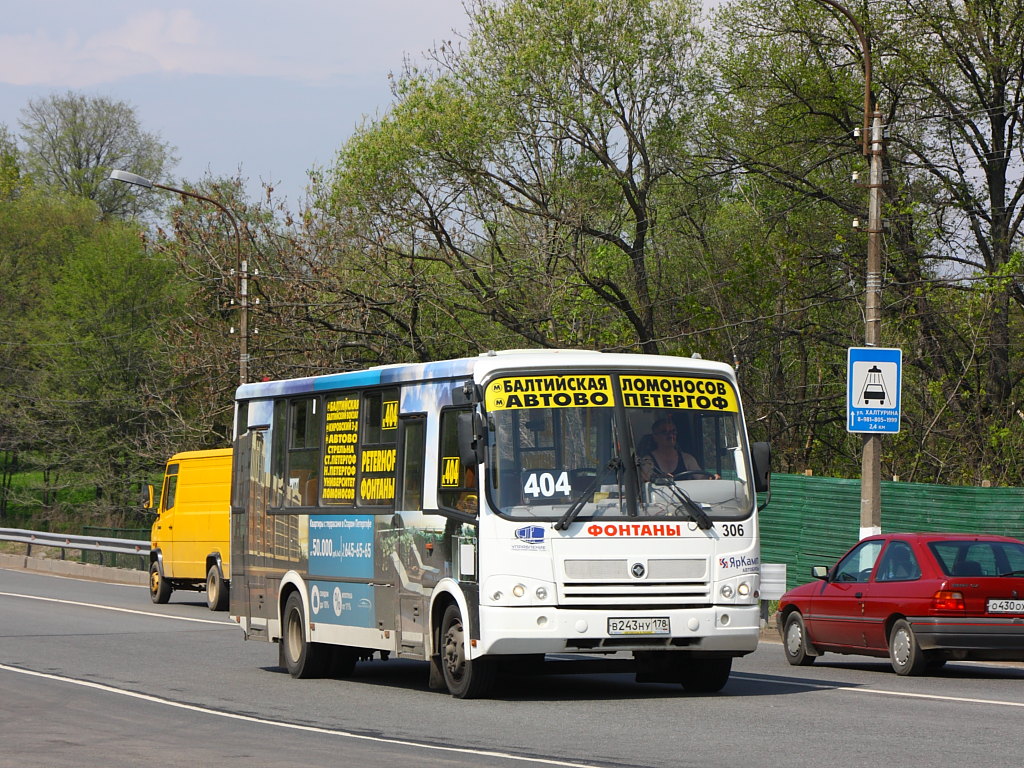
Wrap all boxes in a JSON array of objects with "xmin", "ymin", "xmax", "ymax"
[{"xmin": 847, "ymin": 347, "xmax": 902, "ymax": 433}]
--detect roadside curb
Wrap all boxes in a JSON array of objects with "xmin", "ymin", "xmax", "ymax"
[{"xmin": 0, "ymin": 552, "xmax": 148, "ymax": 586}]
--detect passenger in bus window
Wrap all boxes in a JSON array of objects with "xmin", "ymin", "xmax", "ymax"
[{"xmin": 640, "ymin": 417, "xmax": 719, "ymax": 480}]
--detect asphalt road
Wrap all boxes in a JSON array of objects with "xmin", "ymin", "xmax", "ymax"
[{"xmin": 2, "ymin": 566, "xmax": 1022, "ymax": 768}]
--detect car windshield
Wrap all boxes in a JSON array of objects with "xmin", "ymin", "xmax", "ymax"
[
  {"xmin": 484, "ymin": 371, "xmax": 755, "ymax": 522},
  {"xmin": 928, "ymin": 540, "xmax": 1024, "ymax": 578}
]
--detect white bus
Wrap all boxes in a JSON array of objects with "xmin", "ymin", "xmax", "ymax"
[{"xmin": 229, "ymin": 349, "xmax": 770, "ymax": 697}]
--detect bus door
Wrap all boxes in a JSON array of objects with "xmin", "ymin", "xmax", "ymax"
[
  {"xmin": 393, "ymin": 414, "xmax": 431, "ymax": 658},
  {"xmin": 231, "ymin": 428, "xmax": 271, "ymax": 632}
]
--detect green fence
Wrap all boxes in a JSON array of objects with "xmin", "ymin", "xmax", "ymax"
[{"xmin": 760, "ymin": 474, "xmax": 1024, "ymax": 591}]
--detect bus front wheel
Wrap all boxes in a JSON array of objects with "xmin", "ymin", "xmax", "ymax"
[
  {"xmin": 439, "ymin": 604, "xmax": 495, "ymax": 699},
  {"xmin": 679, "ymin": 657, "xmax": 732, "ymax": 693},
  {"xmin": 281, "ymin": 592, "xmax": 329, "ymax": 679}
]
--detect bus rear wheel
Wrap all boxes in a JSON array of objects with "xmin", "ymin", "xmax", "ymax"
[
  {"xmin": 149, "ymin": 561, "xmax": 171, "ymax": 604},
  {"xmin": 439, "ymin": 604, "xmax": 495, "ymax": 699},
  {"xmin": 281, "ymin": 592, "xmax": 329, "ymax": 679}
]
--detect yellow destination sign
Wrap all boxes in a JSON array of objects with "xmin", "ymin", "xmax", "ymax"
[
  {"xmin": 619, "ymin": 375, "xmax": 738, "ymax": 412},
  {"xmin": 485, "ymin": 375, "xmax": 614, "ymax": 410}
]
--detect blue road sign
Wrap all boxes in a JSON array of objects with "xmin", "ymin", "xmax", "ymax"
[{"xmin": 847, "ymin": 347, "xmax": 902, "ymax": 433}]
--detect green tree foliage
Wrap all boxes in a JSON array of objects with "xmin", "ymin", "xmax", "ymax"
[
  {"xmin": 28, "ymin": 221, "xmax": 185, "ymax": 522},
  {"xmin": 0, "ymin": 124, "xmax": 21, "ymax": 200},
  {"xmin": 327, "ymin": 0, "xmax": 713, "ymax": 355},
  {"xmin": 711, "ymin": 0, "xmax": 1024, "ymax": 483},
  {"xmin": 18, "ymin": 91, "xmax": 177, "ymax": 218}
]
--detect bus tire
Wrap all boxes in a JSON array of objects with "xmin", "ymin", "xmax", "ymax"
[
  {"xmin": 282, "ymin": 592, "xmax": 329, "ymax": 679},
  {"xmin": 440, "ymin": 603, "xmax": 495, "ymax": 699},
  {"xmin": 679, "ymin": 657, "xmax": 732, "ymax": 693},
  {"xmin": 149, "ymin": 561, "xmax": 171, "ymax": 604},
  {"xmin": 206, "ymin": 563, "xmax": 229, "ymax": 611}
]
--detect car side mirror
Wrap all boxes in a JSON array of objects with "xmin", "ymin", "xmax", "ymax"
[
  {"xmin": 811, "ymin": 565, "xmax": 829, "ymax": 581},
  {"xmin": 140, "ymin": 484, "xmax": 155, "ymax": 510}
]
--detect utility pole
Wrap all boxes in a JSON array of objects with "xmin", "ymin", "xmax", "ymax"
[
  {"xmin": 810, "ymin": 0, "xmax": 885, "ymax": 537},
  {"xmin": 861, "ymin": 110, "xmax": 885, "ymax": 537}
]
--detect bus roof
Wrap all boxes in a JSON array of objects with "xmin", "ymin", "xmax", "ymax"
[{"xmin": 234, "ymin": 349, "xmax": 735, "ymax": 401}]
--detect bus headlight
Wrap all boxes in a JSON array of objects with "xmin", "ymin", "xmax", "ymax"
[
  {"xmin": 720, "ymin": 584, "xmax": 734, "ymax": 599},
  {"xmin": 737, "ymin": 582, "xmax": 750, "ymax": 597},
  {"xmin": 484, "ymin": 576, "xmax": 556, "ymax": 605}
]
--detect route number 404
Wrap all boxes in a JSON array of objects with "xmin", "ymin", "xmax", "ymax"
[{"xmin": 523, "ymin": 471, "xmax": 572, "ymax": 498}]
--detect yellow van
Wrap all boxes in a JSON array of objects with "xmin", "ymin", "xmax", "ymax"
[{"xmin": 146, "ymin": 449, "xmax": 232, "ymax": 610}]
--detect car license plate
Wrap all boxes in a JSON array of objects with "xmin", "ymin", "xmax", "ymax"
[
  {"xmin": 987, "ymin": 599, "xmax": 1024, "ymax": 614},
  {"xmin": 608, "ymin": 617, "xmax": 670, "ymax": 635}
]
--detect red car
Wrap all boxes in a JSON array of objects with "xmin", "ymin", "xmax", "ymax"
[{"xmin": 777, "ymin": 532, "xmax": 1024, "ymax": 675}]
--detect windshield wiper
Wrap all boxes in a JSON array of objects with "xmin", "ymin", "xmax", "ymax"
[
  {"xmin": 998, "ymin": 569, "xmax": 1024, "ymax": 577},
  {"xmin": 646, "ymin": 465, "xmax": 714, "ymax": 531},
  {"xmin": 554, "ymin": 457, "xmax": 621, "ymax": 531}
]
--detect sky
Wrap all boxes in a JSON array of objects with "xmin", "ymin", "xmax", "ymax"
[{"xmin": 0, "ymin": 0, "xmax": 473, "ymax": 205}]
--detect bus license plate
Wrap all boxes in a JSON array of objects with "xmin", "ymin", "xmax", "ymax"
[
  {"xmin": 987, "ymin": 599, "xmax": 1024, "ymax": 614},
  {"xmin": 608, "ymin": 617, "xmax": 670, "ymax": 635}
]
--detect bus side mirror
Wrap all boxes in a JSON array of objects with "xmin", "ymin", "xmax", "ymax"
[
  {"xmin": 457, "ymin": 410, "xmax": 485, "ymax": 467},
  {"xmin": 141, "ymin": 484, "xmax": 155, "ymax": 510},
  {"xmin": 751, "ymin": 442, "xmax": 771, "ymax": 493}
]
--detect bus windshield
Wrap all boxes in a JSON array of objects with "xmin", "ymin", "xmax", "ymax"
[{"xmin": 484, "ymin": 372, "xmax": 754, "ymax": 522}]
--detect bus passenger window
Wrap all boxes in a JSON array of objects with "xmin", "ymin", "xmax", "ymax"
[{"xmin": 286, "ymin": 398, "xmax": 320, "ymax": 507}]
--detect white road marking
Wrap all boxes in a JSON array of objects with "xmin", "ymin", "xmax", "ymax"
[
  {"xmin": 0, "ymin": 591, "xmax": 232, "ymax": 626},
  {"xmin": 0, "ymin": 663, "xmax": 602, "ymax": 767},
  {"xmin": 732, "ymin": 672, "xmax": 1024, "ymax": 708}
]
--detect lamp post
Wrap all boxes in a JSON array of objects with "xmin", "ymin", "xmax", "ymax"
[
  {"xmin": 109, "ymin": 169, "xmax": 249, "ymax": 386},
  {"xmin": 809, "ymin": 0, "xmax": 885, "ymax": 536}
]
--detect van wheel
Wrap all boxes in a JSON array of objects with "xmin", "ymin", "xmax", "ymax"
[
  {"xmin": 206, "ymin": 563, "xmax": 229, "ymax": 611},
  {"xmin": 281, "ymin": 592, "xmax": 329, "ymax": 678},
  {"xmin": 439, "ymin": 604, "xmax": 495, "ymax": 698},
  {"xmin": 149, "ymin": 561, "xmax": 171, "ymax": 604}
]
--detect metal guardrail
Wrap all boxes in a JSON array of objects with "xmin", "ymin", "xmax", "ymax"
[{"xmin": 0, "ymin": 527, "xmax": 150, "ymax": 568}]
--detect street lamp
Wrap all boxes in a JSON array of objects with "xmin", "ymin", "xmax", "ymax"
[
  {"xmin": 809, "ymin": 0, "xmax": 885, "ymax": 536},
  {"xmin": 109, "ymin": 169, "xmax": 249, "ymax": 386}
]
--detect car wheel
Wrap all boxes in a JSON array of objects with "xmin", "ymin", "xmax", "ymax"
[
  {"xmin": 783, "ymin": 612, "xmax": 816, "ymax": 666},
  {"xmin": 440, "ymin": 603, "xmax": 495, "ymax": 698},
  {"xmin": 149, "ymin": 561, "xmax": 171, "ymax": 604},
  {"xmin": 205, "ymin": 563, "xmax": 229, "ymax": 611},
  {"xmin": 281, "ymin": 592, "xmax": 330, "ymax": 679},
  {"xmin": 889, "ymin": 619, "xmax": 927, "ymax": 676}
]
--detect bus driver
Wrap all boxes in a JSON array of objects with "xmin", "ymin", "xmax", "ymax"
[{"xmin": 641, "ymin": 417, "xmax": 719, "ymax": 480}]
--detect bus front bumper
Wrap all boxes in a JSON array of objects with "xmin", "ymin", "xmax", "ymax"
[{"xmin": 475, "ymin": 604, "xmax": 759, "ymax": 656}]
